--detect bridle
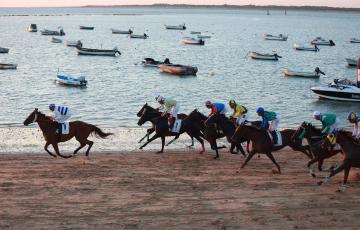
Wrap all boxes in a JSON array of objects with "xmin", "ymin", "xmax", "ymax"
[{"xmin": 32, "ymin": 112, "xmax": 38, "ymax": 123}]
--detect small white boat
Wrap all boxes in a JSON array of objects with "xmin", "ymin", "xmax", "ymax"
[
  {"xmin": 283, "ymin": 67, "xmax": 325, "ymax": 78},
  {"xmin": 293, "ymin": 44, "xmax": 319, "ymax": 52},
  {"xmin": 182, "ymin": 37, "xmax": 205, "ymax": 45},
  {"xmin": 311, "ymin": 38, "xmax": 335, "ymax": 46},
  {"xmin": 77, "ymin": 47, "xmax": 121, "ymax": 56},
  {"xmin": 65, "ymin": 40, "xmax": 82, "ymax": 47},
  {"xmin": 311, "ymin": 79, "xmax": 360, "ymax": 102},
  {"xmin": 190, "ymin": 31, "xmax": 201, "ymax": 34},
  {"xmin": 350, "ymin": 38, "xmax": 360, "ymax": 43},
  {"xmin": 55, "ymin": 74, "xmax": 87, "ymax": 87},
  {"xmin": 264, "ymin": 34, "xmax": 288, "ymax": 41},
  {"xmin": 51, "ymin": 37, "xmax": 62, "ymax": 43},
  {"xmin": 197, "ymin": 34, "xmax": 211, "ymax": 39},
  {"xmin": 159, "ymin": 64, "xmax": 198, "ymax": 76},
  {"xmin": 0, "ymin": 47, "xmax": 9, "ymax": 53},
  {"xmin": 111, "ymin": 28, "xmax": 133, "ymax": 34},
  {"xmin": 41, "ymin": 29, "xmax": 65, "ymax": 36},
  {"xmin": 165, "ymin": 24, "xmax": 186, "ymax": 30},
  {"xmin": 0, "ymin": 63, "xmax": 17, "ymax": 70},
  {"xmin": 27, "ymin": 24, "xmax": 37, "ymax": 32},
  {"xmin": 130, "ymin": 34, "xmax": 148, "ymax": 39},
  {"xmin": 249, "ymin": 52, "xmax": 281, "ymax": 61},
  {"xmin": 346, "ymin": 58, "xmax": 357, "ymax": 67}
]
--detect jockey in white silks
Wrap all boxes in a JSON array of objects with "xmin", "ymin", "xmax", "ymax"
[{"xmin": 49, "ymin": 104, "xmax": 71, "ymax": 138}]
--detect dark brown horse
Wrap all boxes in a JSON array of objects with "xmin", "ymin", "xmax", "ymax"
[
  {"xmin": 232, "ymin": 124, "xmax": 312, "ymax": 173},
  {"xmin": 23, "ymin": 108, "xmax": 113, "ymax": 158},
  {"xmin": 319, "ymin": 130, "xmax": 360, "ymax": 192},
  {"xmin": 292, "ymin": 121, "xmax": 342, "ymax": 177}
]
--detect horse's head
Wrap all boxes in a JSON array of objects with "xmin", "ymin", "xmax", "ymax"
[
  {"xmin": 23, "ymin": 108, "xmax": 39, "ymax": 126},
  {"xmin": 292, "ymin": 121, "xmax": 308, "ymax": 141},
  {"xmin": 137, "ymin": 103, "xmax": 151, "ymax": 117},
  {"xmin": 137, "ymin": 107, "xmax": 160, "ymax": 126},
  {"xmin": 187, "ymin": 109, "xmax": 206, "ymax": 122}
]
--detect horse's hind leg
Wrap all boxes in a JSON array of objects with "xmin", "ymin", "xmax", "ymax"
[
  {"xmin": 73, "ymin": 142, "xmax": 86, "ymax": 156},
  {"xmin": 166, "ymin": 135, "xmax": 179, "ymax": 146},
  {"xmin": 318, "ymin": 161, "xmax": 347, "ymax": 185},
  {"xmin": 140, "ymin": 133, "xmax": 160, "ymax": 150},
  {"xmin": 194, "ymin": 135, "xmax": 205, "ymax": 153},
  {"xmin": 85, "ymin": 140, "xmax": 94, "ymax": 158},
  {"xmin": 44, "ymin": 142, "xmax": 57, "ymax": 158},
  {"xmin": 158, "ymin": 136, "xmax": 165, "ymax": 154},
  {"xmin": 240, "ymin": 151, "xmax": 256, "ymax": 170},
  {"xmin": 52, "ymin": 143, "xmax": 72, "ymax": 159},
  {"xmin": 266, "ymin": 152, "xmax": 281, "ymax": 174}
]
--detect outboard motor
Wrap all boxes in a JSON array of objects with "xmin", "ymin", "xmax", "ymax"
[
  {"xmin": 329, "ymin": 40, "xmax": 335, "ymax": 46},
  {"xmin": 315, "ymin": 67, "xmax": 325, "ymax": 75}
]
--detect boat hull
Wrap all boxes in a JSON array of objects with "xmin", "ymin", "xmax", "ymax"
[
  {"xmin": 346, "ymin": 58, "xmax": 357, "ymax": 67},
  {"xmin": 0, "ymin": 63, "xmax": 17, "ymax": 70},
  {"xmin": 80, "ymin": 26, "xmax": 94, "ymax": 30},
  {"xmin": 0, "ymin": 48, "xmax": 10, "ymax": 53},
  {"xmin": 77, "ymin": 47, "xmax": 120, "ymax": 56},
  {"xmin": 182, "ymin": 37, "xmax": 204, "ymax": 45},
  {"xmin": 311, "ymin": 86, "xmax": 360, "ymax": 102},
  {"xmin": 159, "ymin": 65, "xmax": 197, "ymax": 76},
  {"xmin": 249, "ymin": 52, "xmax": 278, "ymax": 61},
  {"xmin": 111, "ymin": 29, "xmax": 132, "ymax": 34},
  {"xmin": 283, "ymin": 69, "xmax": 319, "ymax": 78},
  {"xmin": 55, "ymin": 74, "xmax": 87, "ymax": 87},
  {"xmin": 165, "ymin": 25, "xmax": 186, "ymax": 30}
]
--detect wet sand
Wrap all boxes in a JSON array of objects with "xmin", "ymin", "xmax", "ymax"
[{"xmin": 1, "ymin": 148, "xmax": 360, "ymax": 229}]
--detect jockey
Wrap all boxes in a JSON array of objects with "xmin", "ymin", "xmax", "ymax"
[
  {"xmin": 49, "ymin": 104, "xmax": 71, "ymax": 138},
  {"xmin": 229, "ymin": 100, "xmax": 248, "ymax": 125},
  {"xmin": 155, "ymin": 95, "xmax": 180, "ymax": 131},
  {"xmin": 256, "ymin": 107, "xmax": 280, "ymax": 144},
  {"xmin": 205, "ymin": 101, "xmax": 226, "ymax": 117},
  {"xmin": 347, "ymin": 112, "xmax": 360, "ymax": 140},
  {"xmin": 313, "ymin": 111, "xmax": 339, "ymax": 135}
]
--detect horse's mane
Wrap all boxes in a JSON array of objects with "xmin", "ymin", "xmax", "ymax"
[
  {"xmin": 37, "ymin": 111, "xmax": 52, "ymax": 121},
  {"xmin": 306, "ymin": 122, "xmax": 321, "ymax": 133},
  {"xmin": 191, "ymin": 109, "xmax": 207, "ymax": 120}
]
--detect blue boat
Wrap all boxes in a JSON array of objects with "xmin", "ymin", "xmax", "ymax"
[{"xmin": 55, "ymin": 74, "xmax": 87, "ymax": 87}]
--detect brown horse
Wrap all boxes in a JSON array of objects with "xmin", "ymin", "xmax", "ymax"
[
  {"xmin": 23, "ymin": 108, "xmax": 113, "ymax": 158},
  {"xmin": 232, "ymin": 124, "xmax": 312, "ymax": 173}
]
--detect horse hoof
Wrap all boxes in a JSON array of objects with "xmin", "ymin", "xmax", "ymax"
[
  {"xmin": 311, "ymin": 173, "xmax": 316, "ymax": 178},
  {"xmin": 236, "ymin": 170, "xmax": 240, "ymax": 174},
  {"xmin": 230, "ymin": 151, "xmax": 238, "ymax": 155},
  {"xmin": 272, "ymin": 169, "xmax": 280, "ymax": 174},
  {"xmin": 139, "ymin": 147, "xmax": 143, "ymax": 150},
  {"xmin": 317, "ymin": 181, "xmax": 323, "ymax": 186},
  {"xmin": 199, "ymin": 151, "xmax": 204, "ymax": 154},
  {"xmin": 213, "ymin": 156, "xmax": 219, "ymax": 160}
]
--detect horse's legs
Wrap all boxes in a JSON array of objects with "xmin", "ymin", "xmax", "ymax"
[
  {"xmin": 158, "ymin": 136, "xmax": 165, "ymax": 154},
  {"xmin": 44, "ymin": 142, "xmax": 56, "ymax": 158},
  {"xmin": 166, "ymin": 135, "xmax": 179, "ymax": 146},
  {"xmin": 52, "ymin": 143, "xmax": 71, "ymax": 159},
  {"xmin": 240, "ymin": 151, "xmax": 256, "ymax": 169},
  {"xmin": 237, "ymin": 143, "xmax": 246, "ymax": 157},
  {"xmin": 85, "ymin": 140, "xmax": 94, "ymax": 158},
  {"xmin": 318, "ymin": 161, "xmax": 347, "ymax": 185},
  {"xmin": 265, "ymin": 152, "xmax": 281, "ymax": 174},
  {"xmin": 212, "ymin": 140, "xmax": 219, "ymax": 159},
  {"xmin": 139, "ymin": 133, "xmax": 160, "ymax": 150},
  {"xmin": 193, "ymin": 135, "xmax": 205, "ymax": 153},
  {"xmin": 318, "ymin": 159, "xmax": 324, "ymax": 171},
  {"xmin": 73, "ymin": 143, "xmax": 86, "ymax": 156},
  {"xmin": 338, "ymin": 165, "xmax": 351, "ymax": 192},
  {"xmin": 230, "ymin": 143, "xmax": 237, "ymax": 154}
]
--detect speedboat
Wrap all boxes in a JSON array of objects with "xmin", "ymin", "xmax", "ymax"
[
  {"xmin": 264, "ymin": 34, "xmax": 288, "ymax": 41},
  {"xmin": 111, "ymin": 28, "xmax": 133, "ymax": 34},
  {"xmin": 27, "ymin": 24, "xmax": 37, "ymax": 32},
  {"xmin": 182, "ymin": 37, "xmax": 204, "ymax": 45},
  {"xmin": 130, "ymin": 33, "xmax": 148, "ymax": 39},
  {"xmin": 142, "ymin": 58, "xmax": 171, "ymax": 67},
  {"xmin": 0, "ymin": 63, "xmax": 17, "ymax": 70},
  {"xmin": 65, "ymin": 40, "xmax": 82, "ymax": 47},
  {"xmin": 346, "ymin": 58, "xmax": 357, "ymax": 67},
  {"xmin": 165, "ymin": 24, "xmax": 186, "ymax": 30},
  {"xmin": 77, "ymin": 46, "xmax": 121, "ymax": 56},
  {"xmin": 51, "ymin": 37, "xmax": 62, "ymax": 43},
  {"xmin": 311, "ymin": 79, "xmax": 360, "ymax": 102},
  {"xmin": 249, "ymin": 52, "xmax": 281, "ymax": 61},
  {"xmin": 293, "ymin": 44, "xmax": 319, "ymax": 52},
  {"xmin": 350, "ymin": 38, "xmax": 360, "ymax": 43},
  {"xmin": 55, "ymin": 74, "xmax": 87, "ymax": 87},
  {"xmin": 283, "ymin": 67, "xmax": 325, "ymax": 78},
  {"xmin": 159, "ymin": 64, "xmax": 198, "ymax": 76},
  {"xmin": 0, "ymin": 47, "xmax": 9, "ymax": 53},
  {"xmin": 41, "ymin": 29, "xmax": 65, "ymax": 36},
  {"xmin": 79, "ymin": 26, "xmax": 94, "ymax": 30},
  {"xmin": 311, "ymin": 38, "xmax": 335, "ymax": 46}
]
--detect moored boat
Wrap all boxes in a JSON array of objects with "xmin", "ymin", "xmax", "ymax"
[
  {"xmin": 283, "ymin": 67, "xmax": 325, "ymax": 78},
  {"xmin": 190, "ymin": 31, "xmax": 201, "ymax": 34},
  {"xmin": 0, "ymin": 63, "xmax": 17, "ymax": 70},
  {"xmin": 311, "ymin": 79, "xmax": 360, "ymax": 102},
  {"xmin": 293, "ymin": 43, "xmax": 319, "ymax": 52},
  {"xmin": 80, "ymin": 26, "xmax": 94, "ymax": 30},
  {"xmin": 130, "ymin": 33, "xmax": 148, "ymax": 39},
  {"xmin": 350, "ymin": 38, "xmax": 360, "ymax": 43},
  {"xmin": 264, "ymin": 34, "xmax": 288, "ymax": 41},
  {"xmin": 27, "ymin": 24, "xmax": 37, "ymax": 32},
  {"xmin": 41, "ymin": 29, "xmax": 65, "ymax": 36},
  {"xmin": 197, "ymin": 34, "xmax": 211, "ymax": 39},
  {"xmin": 65, "ymin": 40, "xmax": 82, "ymax": 47},
  {"xmin": 182, "ymin": 37, "xmax": 204, "ymax": 45},
  {"xmin": 249, "ymin": 52, "xmax": 281, "ymax": 61},
  {"xmin": 311, "ymin": 38, "xmax": 335, "ymax": 46},
  {"xmin": 55, "ymin": 74, "xmax": 87, "ymax": 87},
  {"xmin": 111, "ymin": 28, "xmax": 133, "ymax": 34},
  {"xmin": 51, "ymin": 37, "xmax": 62, "ymax": 43},
  {"xmin": 346, "ymin": 58, "xmax": 357, "ymax": 67},
  {"xmin": 77, "ymin": 46, "xmax": 121, "ymax": 56},
  {"xmin": 165, "ymin": 24, "xmax": 186, "ymax": 30},
  {"xmin": 159, "ymin": 64, "xmax": 198, "ymax": 76},
  {"xmin": 0, "ymin": 47, "xmax": 10, "ymax": 53},
  {"xmin": 142, "ymin": 58, "xmax": 171, "ymax": 67}
]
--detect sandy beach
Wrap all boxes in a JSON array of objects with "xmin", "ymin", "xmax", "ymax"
[{"xmin": 1, "ymin": 148, "xmax": 360, "ymax": 229}]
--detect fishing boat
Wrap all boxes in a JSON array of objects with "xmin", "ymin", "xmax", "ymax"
[
  {"xmin": 182, "ymin": 37, "xmax": 204, "ymax": 45},
  {"xmin": 197, "ymin": 34, "xmax": 211, "ymax": 39},
  {"xmin": 346, "ymin": 58, "xmax": 357, "ymax": 67},
  {"xmin": 55, "ymin": 74, "xmax": 87, "ymax": 87},
  {"xmin": 77, "ymin": 46, "xmax": 121, "ymax": 56},
  {"xmin": 249, "ymin": 52, "xmax": 281, "ymax": 61},
  {"xmin": 80, "ymin": 26, "xmax": 94, "ymax": 30},
  {"xmin": 130, "ymin": 34, "xmax": 148, "ymax": 39},
  {"xmin": 0, "ymin": 47, "xmax": 9, "ymax": 53},
  {"xmin": 51, "ymin": 37, "xmax": 62, "ymax": 43},
  {"xmin": 111, "ymin": 28, "xmax": 133, "ymax": 34},
  {"xmin": 190, "ymin": 31, "xmax": 201, "ymax": 34},
  {"xmin": 159, "ymin": 64, "xmax": 198, "ymax": 76},
  {"xmin": 65, "ymin": 40, "xmax": 82, "ymax": 47},
  {"xmin": 165, "ymin": 24, "xmax": 186, "ymax": 30},
  {"xmin": 311, "ymin": 38, "xmax": 335, "ymax": 46},
  {"xmin": 311, "ymin": 79, "xmax": 360, "ymax": 102},
  {"xmin": 283, "ymin": 67, "xmax": 325, "ymax": 78},
  {"xmin": 293, "ymin": 44, "xmax": 319, "ymax": 52},
  {"xmin": 27, "ymin": 24, "xmax": 37, "ymax": 32},
  {"xmin": 264, "ymin": 34, "xmax": 288, "ymax": 41},
  {"xmin": 142, "ymin": 58, "xmax": 171, "ymax": 67},
  {"xmin": 350, "ymin": 38, "xmax": 360, "ymax": 43},
  {"xmin": 0, "ymin": 63, "xmax": 17, "ymax": 70},
  {"xmin": 41, "ymin": 29, "xmax": 65, "ymax": 36}
]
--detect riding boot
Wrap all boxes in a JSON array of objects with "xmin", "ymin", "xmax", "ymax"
[
  {"xmin": 271, "ymin": 130, "xmax": 278, "ymax": 145},
  {"xmin": 57, "ymin": 123, "xmax": 62, "ymax": 141}
]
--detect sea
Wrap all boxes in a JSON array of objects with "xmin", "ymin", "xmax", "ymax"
[{"xmin": 0, "ymin": 6, "xmax": 359, "ymax": 153}]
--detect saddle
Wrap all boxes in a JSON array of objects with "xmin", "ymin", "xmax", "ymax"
[
  {"xmin": 55, "ymin": 122, "xmax": 70, "ymax": 135},
  {"xmin": 268, "ymin": 130, "xmax": 282, "ymax": 146}
]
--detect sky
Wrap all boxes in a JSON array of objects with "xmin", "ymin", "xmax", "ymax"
[{"xmin": 0, "ymin": 0, "xmax": 358, "ymax": 8}]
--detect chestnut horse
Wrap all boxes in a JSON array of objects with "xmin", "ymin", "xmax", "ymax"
[{"xmin": 23, "ymin": 108, "xmax": 113, "ymax": 158}]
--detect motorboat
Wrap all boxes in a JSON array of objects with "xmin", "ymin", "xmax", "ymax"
[
  {"xmin": 264, "ymin": 34, "xmax": 288, "ymax": 41},
  {"xmin": 0, "ymin": 47, "xmax": 9, "ymax": 53},
  {"xmin": 65, "ymin": 40, "xmax": 82, "ymax": 48},
  {"xmin": 0, "ymin": 63, "xmax": 17, "ymax": 70},
  {"xmin": 130, "ymin": 33, "xmax": 148, "ymax": 39},
  {"xmin": 111, "ymin": 28, "xmax": 133, "ymax": 34},
  {"xmin": 159, "ymin": 64, "xmax": 198, "ymax": 76},
  {"xmin": 197, "ymin": 34, "xmax": 211, "ymax": 39},
  {"xmin": 249, "ymin": 52, "xmax": 281, "ymax": 61},
  {"xmin": 55, "ymin": 74, "xmax": 87, "ymax": 87},
  {"xmin": 293, "ymin": 44, "xmax": 319, "ymax": 52},
  {"xmin": 165, "ymin": 24, "xmax": 186, "ymax": 30},
  {"xmin": 41, "ymin": 29, "xmax": 65, "ymax": 36},
  {"xmin": 311, "ymin": 79, "xmax": 360, "ymax": 102},
  {"xmin": 311, "ymin": 38, "xmax": 335, "ymax": 46},
  {"xmin": 190, "ymin": 31, "xmax": 201, "ymax": 34},
  {"xmin": 142, "ymin": 58, "xmax": 171, "ymax": 67},
  {"xmin": 283, "ymin": 67, "xmax": 325, "ymax": 78},
  {"xmin": 79, "ymin": 26, "xmax": 94, "ymax": 30},
  {"xmin": 346, "ymin": 58, "xmax": 357, "ymax": 67},
  {"xmin": 350, "ymin": 38, "xmax": 360, "ymax": 43},
  {"xmin": 182, "ymin": 37, "xmax": 204, "ymax": 45},
  {"xmin": 27, "ymin": 24, "xmax": 37, "ymax": 32},
  {"xmin": 51, "ymin": 37, "xmax": 62, "ymax": 43},
  {"xmin": 77, "ymin": 46, "xmax": 121, "ymax": 56}
]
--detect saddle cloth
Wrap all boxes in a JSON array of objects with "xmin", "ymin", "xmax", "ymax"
[
  {"xmin": 56, "ymin": 122, "xmax": 70, "ymax": 135},
  {"xmin": 268, "ymin": 130, "xmax": 282, "ymax": 146},
  {"xmin": 172, "ymin": 119, "xmax": 182, "ymax": 133}
]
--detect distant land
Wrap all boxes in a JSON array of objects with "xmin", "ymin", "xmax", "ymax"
[{"xmin": 83, "ymin": 4, "xmax": 360, "ymax": 12}]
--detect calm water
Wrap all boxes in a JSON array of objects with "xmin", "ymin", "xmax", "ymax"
[{"xmin": 1, "ymin": 7, "xmax": 360, "ymax": 129}]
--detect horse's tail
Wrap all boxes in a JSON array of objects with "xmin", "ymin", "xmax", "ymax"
[{"xmin": 91, "ymin": 125, "xmax": 113, "ymax": 139}]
